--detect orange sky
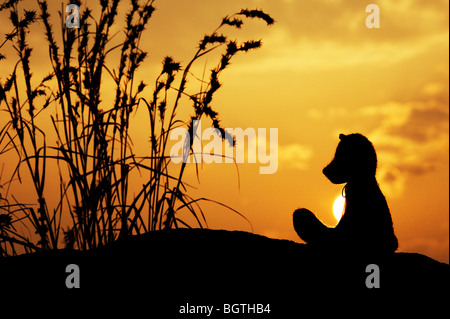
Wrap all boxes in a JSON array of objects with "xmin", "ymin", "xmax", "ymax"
[{"xmin": 1, "ymin": 0, "xmax": 449, "ymax": 263}]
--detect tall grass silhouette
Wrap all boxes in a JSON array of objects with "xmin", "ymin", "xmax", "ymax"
[{"xmin": 0, "ymin": 0, "xmax": 273, "ymax": 256}]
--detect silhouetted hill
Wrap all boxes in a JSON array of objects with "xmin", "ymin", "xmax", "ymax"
[{"xmin": 1, "ymin": 229, "xmax": 448, "ymax": 317}]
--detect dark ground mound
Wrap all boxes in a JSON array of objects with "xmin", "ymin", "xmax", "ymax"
[{"xmin": 1, "ymin": 229, "xmax": 449, "ymax": 317}]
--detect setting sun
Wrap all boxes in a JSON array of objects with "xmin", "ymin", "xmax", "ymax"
[{"xmin": 333, "ymin": 195, "xmax": 346, "ymax": 221}]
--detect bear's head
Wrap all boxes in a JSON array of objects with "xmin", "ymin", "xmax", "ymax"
[{"xmin": 323, "ymin": 133, "xmax": 377, "ymax": 184}]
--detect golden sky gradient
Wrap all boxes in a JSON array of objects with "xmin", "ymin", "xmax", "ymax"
[{"xmin": 1, "ymin": 0, "xmax": 449, "ymax": 263}]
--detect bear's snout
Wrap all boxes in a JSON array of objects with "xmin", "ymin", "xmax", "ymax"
[
  {"xmin": 322, "ymin": 166, "xmax": 329, "ymax": 177},
  {"xmin": 323, "ymin": 161, "xmax": 347, "ymax": 184},
  {"xmin": 323, "ymin": 163, "xmax": 334, "ymax": 180}
]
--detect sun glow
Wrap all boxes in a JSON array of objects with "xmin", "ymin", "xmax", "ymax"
[{"xmin": 333, "ymin": 195, "xmax": 346, "ymax": 221}]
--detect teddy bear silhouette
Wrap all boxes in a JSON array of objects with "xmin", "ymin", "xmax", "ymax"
[{"xmin": 293, "ymin": 133, "xmax": 398, "ymax": 255}]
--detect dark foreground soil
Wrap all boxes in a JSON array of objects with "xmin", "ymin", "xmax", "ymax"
[{"xmin": 0, "ymin": 229, "xmax": 449, "ymax": 317}]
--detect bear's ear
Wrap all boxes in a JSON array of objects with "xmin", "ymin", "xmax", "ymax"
[{"xmin": 339, "ymin": 134, "xmax": 346, "ymax": 140}]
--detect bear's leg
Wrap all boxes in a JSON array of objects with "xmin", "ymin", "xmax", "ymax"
[{"xmin": 293, "ymin": 208, "xmax": 329, "ymax": 244}]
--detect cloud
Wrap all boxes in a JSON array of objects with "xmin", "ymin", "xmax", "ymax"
[
  {"xmin": 218, "ymin": 129, "xmax": 313, "ymax": 173},
  {"xmin": 278, "ymin": 143, "xmax": 313, "ymax": 170},
  {"xmin": 362, "ymin": 92, "xmax": 449, "ymax": 196},
  {"xmin": 251, "ymin": 0, "xmax": 448, "ymax": 42},
  {"xmin": 224, "ymin": 0, "xmax": 448, "ymax": 75},
  {"xmin": 306, "ymin": 78, "xmax": 449, "ymax": 197},
  {"xmin": 246, "ymin": 134, "xmax": 314, "ymax": 171}
]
